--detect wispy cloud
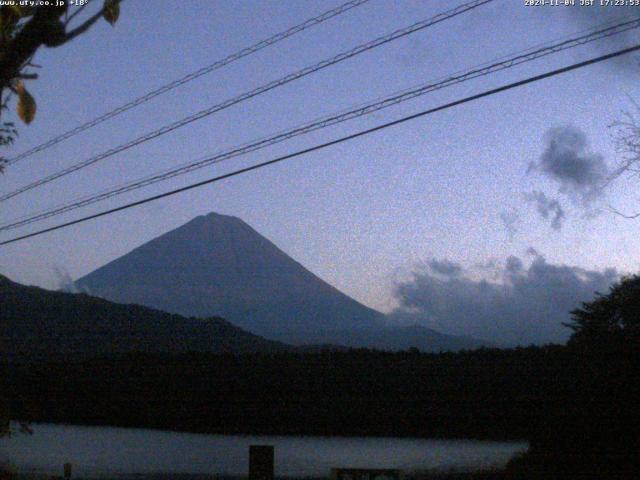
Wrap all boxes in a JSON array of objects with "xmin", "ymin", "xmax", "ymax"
[
  {"xmin": 499, "ymin": 209, "xmax": 520, "ymax": 240},
  {"xmin": 53, "ymin": 265, "xmax": 90, "ymax": 294},
  {"xmin": 525, "ymin": 191, "xmax": 566, "ymax": 231}
]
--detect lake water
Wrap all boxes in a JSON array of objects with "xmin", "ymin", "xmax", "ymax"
[{"xmin": 0, "ymin": 423, "xmax": 527, "ymax": 478}]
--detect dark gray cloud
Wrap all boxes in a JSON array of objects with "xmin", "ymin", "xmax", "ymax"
[
  {"xmin": 393, "ymin": 255, "xmax": 618, "ymax": 346},
  {"xmin": 505, "ymin": 255, "xmax": 523, "ymax": 276},
  {"xmin": 525, "ymin": 191, "xmax": 566, "ymax": 231},
  {"xmin": 568, "ymin": 5, "xmax": 640, "ymax": 72},
  {"xmin": 523, "ymin": 127, "xmax": 609, "ymax": 228},
  {"xmin": 526, "ymin": 246, "xmax": 541, "ymax": 257},
  {"xmin": 427, "ymin": 258, "xmax": 463, "ymax": 277},
  {"xmin": 529, "ymin": 126, "xmax": 608, "ymax": 205}
]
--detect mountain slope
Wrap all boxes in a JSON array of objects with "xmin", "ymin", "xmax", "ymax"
[
  {"xmin": 0, "ymin": 274, "xmax": 287, "ymax": 362},
  {"xmin": 75, "ymin": 212, "xmax": 487, "ymax": 351},
  {"xmin": 76, "ymin": 212, "xmax": 385, "ymax": 343}
]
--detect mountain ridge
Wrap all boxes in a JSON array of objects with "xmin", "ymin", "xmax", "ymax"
[
  {"xmin": 75, "ymin": 212, "xmax": 487, "ymax": 351},
  {"xmin": 76, "ymin": 212, "xmax": 385, "ymax": 341},
  {"xmin": 0, "ymin": 273, "xmax": 288, "ymax": 362}
]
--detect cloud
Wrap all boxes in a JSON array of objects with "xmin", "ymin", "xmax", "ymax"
[
  {"xmin": 529, "ymin": 126, "xmax": 608, "ymax": 205},
  {"xmin": 474, "ymin": 258, "xmax": 502, "ymax": 281},
  {"xmin": 427, "ymin": 258, "xmax": 463, "ymax": 277},
  {"xmin": 525, "ymin": 127, "xmax": 609, "ymax": 226},
  {"xmin": 526, "ymin": 246, "xmax": 541, "ymax": 257},
  {"xmin": 525, "ymin": 191, "xmax": 566, "ymax": 230},
  {"xmin": 505, "ymin": 255, "xmax": 524, "ymax": 275},
  {"xmin": 393, "ymin": 254, "xmax": 618, "ymax": 346},
  {"xmin": 499, "ymin": 209, "xmax": 520, "ymax": 240},
  {"xmin": 568, "ymin": 5, "xmax": 640, "ymax": 73},
  {"xmin": 53, "ymin": 265, "xmax": 89, "ymax": 294}
]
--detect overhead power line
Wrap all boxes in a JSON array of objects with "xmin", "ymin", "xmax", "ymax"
[
  {"xmin": 5, "ymin": 0, "xmax": 372, "ymax": 167},
  {"xmin": 2, "ymin": 17, "xmax": 638, "ymax": 232},
  {"xmin": 0, "ymin": 0, "xmax": 494, "ymax": 203},
  {"xmin": 2, "ymin": 43, "xmax": 638, "ymax": 247}
]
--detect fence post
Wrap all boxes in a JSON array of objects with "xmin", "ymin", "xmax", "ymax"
[{"xmin": 249, "ymin": 445, "xmax": 274, "ymax": 480}]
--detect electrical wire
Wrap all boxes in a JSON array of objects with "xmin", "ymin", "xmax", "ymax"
[
  {"xmin": 0, "ymin": 0, "xmax": 494, "ymax": 203},
  {"xmin": 2, "ymin": 43, "xmax": 638, "ymax": 246},
  {"xmin": 2, "ymin": 17, "xmax": 638, "ymax": 232},
  {"xmin": 4, "ymin": 0, "xmax": 372, "ymax": 166}
]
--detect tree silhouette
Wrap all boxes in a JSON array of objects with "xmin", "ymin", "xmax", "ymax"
[
  {"xmin": 509, "ymin": 274, "xmax": 640, "ymax": 479},
  {"xmin": 565, "ymin": 274, "xmax": 640, "ymax": 350}
]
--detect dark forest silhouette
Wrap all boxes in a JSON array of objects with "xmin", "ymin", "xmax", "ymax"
[{"xmin": 3, "ymin": 276, "xmax": 640, "ymax": 479}]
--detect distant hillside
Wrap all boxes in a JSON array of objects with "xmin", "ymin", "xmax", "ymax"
[
  {"xmin": 385, "ymin": 311, "xmax": 496, "ymax": 350},
  {"xmin": 318, "ymin": 324, "xmax": 491, "ymax": 351},
  {"xmin": 75, "ymin": 212, "xmax": 487, "ymax": 351},
  {"xmin": 0, "ymin": 274, "xmax": 288, "ymax": 362}
]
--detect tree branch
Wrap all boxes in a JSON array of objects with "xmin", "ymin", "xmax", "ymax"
[
  {"xmin": 65, "ymin": 3, "xmax": 88, "ymax": 26},
  {"xmin": 0, "ymin": 5, "xmax": 66, "ymax": 89},
  {"xmin": 16, "ymin": 72, "xmax": 37, "ymax": 80},
  {"xmin": 607, "ymin": 204, "xmax": 640, "ymax": 219},
  {"xmin": 61, "ymin": 0, "xmax": 123, "ymax": 44}
]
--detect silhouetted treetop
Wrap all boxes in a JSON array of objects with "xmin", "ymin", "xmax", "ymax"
[{"xmin": 566, "ymin": 274, "xmax": 640, "ymax": 349}]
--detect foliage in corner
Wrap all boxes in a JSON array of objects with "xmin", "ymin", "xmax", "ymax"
[{"xmin": 0, "ymin": 1, "xmax": 122, "ymax": 169}]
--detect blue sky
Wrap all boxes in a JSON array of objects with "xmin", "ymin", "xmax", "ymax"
[{"xmin": 1, "ymin": 0, "xmax": 639, "ymax": 341}]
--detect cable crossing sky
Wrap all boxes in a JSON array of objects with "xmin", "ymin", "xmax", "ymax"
[
  {"xmin": 0, "ymin": 0, "xmax": 494, "ymax": 203},
  {"xmin": 4, "ymin": 0, "xmax": 372, "ymax": 167},
  {"xmin": 2, "ymin": 43, "xmax": 638, "ymax": 246},
  {"xmin": 1, "ymin": 17, "xmax": 638, "ymax": 233}
]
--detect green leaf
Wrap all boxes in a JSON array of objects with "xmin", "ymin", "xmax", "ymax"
[
  {"xmin": 103, "ymin": 0, "xmax": 120, "ymax": 26},
  {"xmin": 16, "ymin": 83, "xmax": 36, "ymax": 124}
]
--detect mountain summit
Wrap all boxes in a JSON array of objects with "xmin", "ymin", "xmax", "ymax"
[
  {"xmin": 76, "ymin": 212, "xmax": 384, "ymax": 343},
  {"xmin": 76, "ymin": 212, "xmax": 484, "ymax": 350}
]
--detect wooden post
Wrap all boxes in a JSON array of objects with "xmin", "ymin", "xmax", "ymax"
[
  {"xmin": 249, "ymin": 445, "xmax": 274, "ymax": 480},
  {"xmin": 331, "ymin": 468, "xmax": 403, "ymax": 480}
]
